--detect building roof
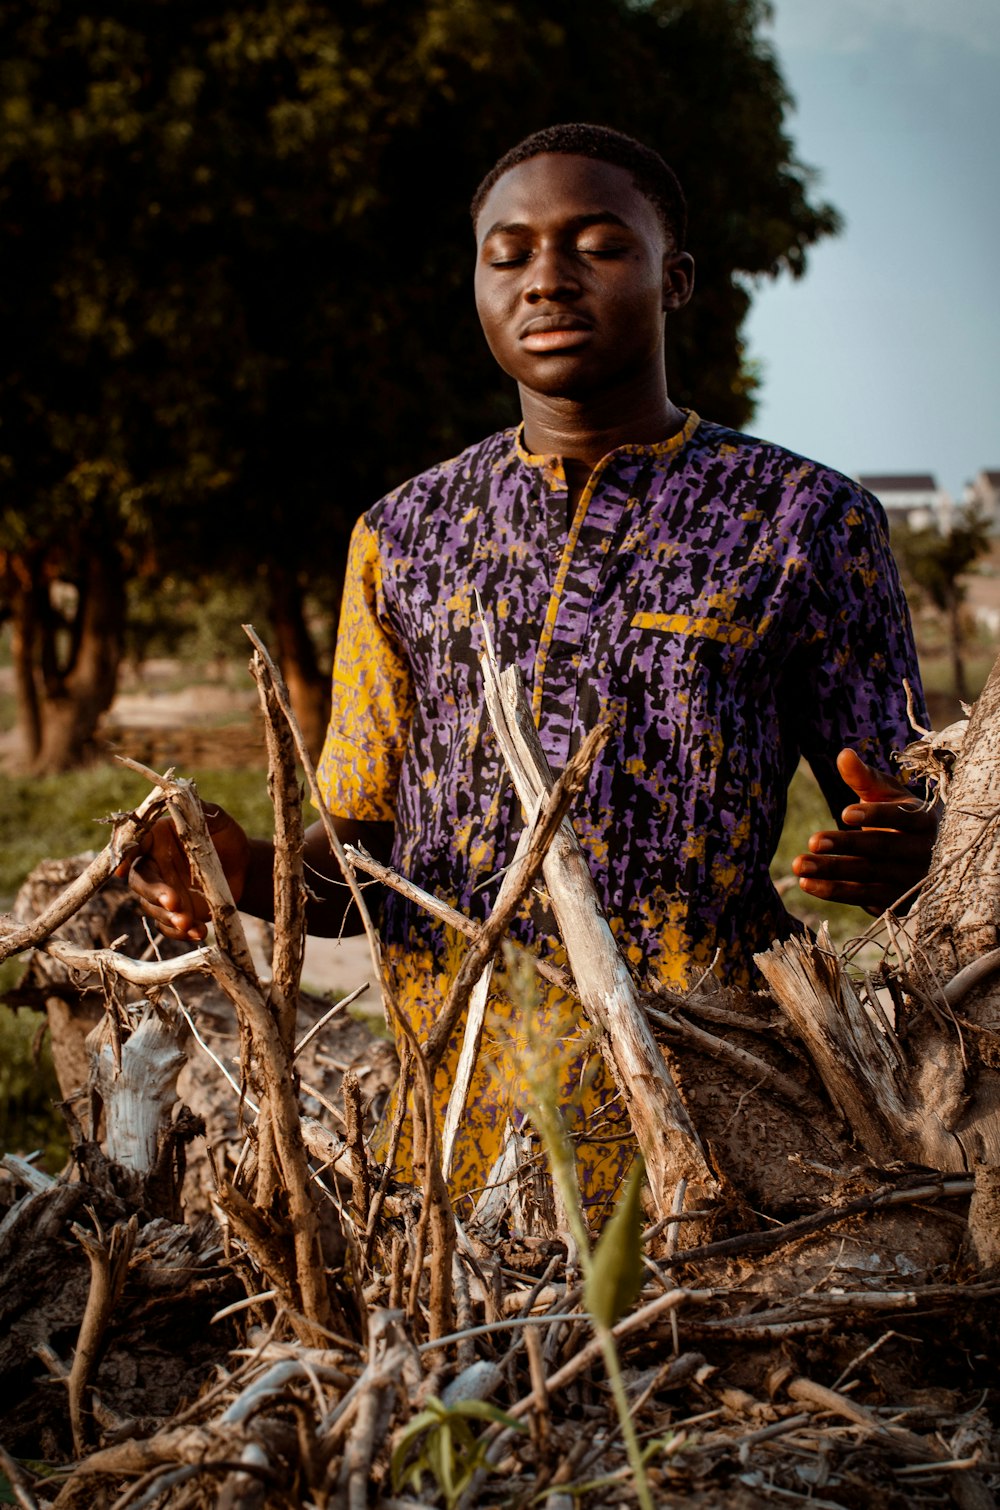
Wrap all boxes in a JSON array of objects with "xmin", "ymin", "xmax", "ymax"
[
  {"xmin": 858, "ymin": 473, "xmax": 939, "ymax": 493},
  {"xmin": 979, "ymin": 469, "xmax": 1000, "ymax": 488}
]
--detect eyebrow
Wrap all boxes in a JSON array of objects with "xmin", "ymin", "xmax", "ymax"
[{"xmin": 479, "ymin": 211, "xmax": 632, "ymax": 242}]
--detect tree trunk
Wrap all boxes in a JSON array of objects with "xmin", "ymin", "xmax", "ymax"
[
  {"xmin": 266, "ymin": 563, "xmax": 331, "ymax": 764},
  {"xmin": 905, "ymin": 650, "xmax": 1000, "ymax": 1168},
  {"xmin": 947, "ymin": 586, "xmax": 968, "ymax": 703},
  {"xmin": 8, "ymin": 553, "xmax": 43, "ymax": 764},
  {"xmin": 2, "ymin": 539, "xmax": 125, "ymax": 773}
]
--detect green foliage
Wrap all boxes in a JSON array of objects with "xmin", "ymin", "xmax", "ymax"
[
  {"xmin": 390, "ymin": 1395, "xmax": 525, "ymax": 1507},
  {"xmin": 894, "ymin": 510, "xmax": 991, "ymax": 615},
  {"xmin": 0, "ymin": 998, "xmax": 69, "ymax": 1170},
  {"xmin": 124, "ymin": 575, "xmax": 273, "ymax": 669},
  {"xmin": 585, "ymin": 1153, "xmax": 646, "ymax": 1329},
  {"xmin": 0, "ymin": 0, "xmax": 839, "ymax": 610}
]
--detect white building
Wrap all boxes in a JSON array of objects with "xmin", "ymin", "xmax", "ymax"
[
  {"xmin": 857, "ymin": 473, "xmax": 952, "ymax": 533},
  {"xmin": 966, "ymin": 469, "xmax": 1000, "ymax": 534}
]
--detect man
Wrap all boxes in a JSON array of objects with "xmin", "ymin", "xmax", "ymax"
[{"xmin": 128, "ymin": 125, "xmax": 935, "ymax": 1215}]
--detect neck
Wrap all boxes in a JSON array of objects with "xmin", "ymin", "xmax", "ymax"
[{"xmin": 518, "ymin": 373, "xmax": 686, "ymax": 470}]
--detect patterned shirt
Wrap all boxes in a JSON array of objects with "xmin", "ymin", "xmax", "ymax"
[{"xmin": 317, "ymin": 412, "xmax": 925, "ymax": 1214}]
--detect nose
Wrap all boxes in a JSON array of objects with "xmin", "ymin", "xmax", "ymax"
[{"xmin": 525, "ymin": 244, "xmax": 582, "ymax": 302}]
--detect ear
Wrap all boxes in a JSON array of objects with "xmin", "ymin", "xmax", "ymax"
[{"xmin": 662, "ymin": 250, "xmax": 695, "ymax": 312}]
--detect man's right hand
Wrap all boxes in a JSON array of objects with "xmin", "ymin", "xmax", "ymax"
[{"xmin": 118, "ymin": 804, "xmax": 251, "ymax": 941}]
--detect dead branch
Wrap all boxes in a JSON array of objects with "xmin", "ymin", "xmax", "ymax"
[
  {"xmin": 435, "ymin": 720, "xmax": 611, "ymax": 1178},
  {"xmin": 344, "ymin": 846, "xmax": 575, "ymax": 996},
  {"xmin": 480, "ymin": 649, "xmax": 716, "ymax": 1217},
  {"xmin": 69, "ymin": 1214, "xmax": 138, "ymax": 1455}
]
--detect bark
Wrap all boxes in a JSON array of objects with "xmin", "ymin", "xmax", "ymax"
[
  {"xmin": 5, "ymin": 550, "xmax": 43, "ymax": 763},
  {"xmin": 906, "ymin": 650, "xmax": 1000, "ymax": 1168},
  {"xmin": 266, "ymin": 563, "xmax": 331, "ymax": 764},
  {"xmin": 4, "ymin": 541, "xmax": 126, "ymax": 773}
]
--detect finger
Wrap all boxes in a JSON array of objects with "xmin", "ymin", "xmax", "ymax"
[
  {"xmin": 836, "ymin": 747, "xmax": 911, "ymax": 803},
  {"xmin": 796, "ymin": 874, "xmax": 905, "ymax": 914},
  {"xmin": 840, "ymin": 800, "xmax": 936, "ymax": 832},
  {"xmin": 804, "ymin": 829, "xmax": 934, "ymax": 861},
  {"xmin": 128, "ymin": 858, "xmax": 208, "ymax": 941}
]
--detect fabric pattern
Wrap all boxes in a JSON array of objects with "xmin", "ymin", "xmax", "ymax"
[{"xmin": 317, "ymin": 413, "xmax": 926, "ymax": 1216}]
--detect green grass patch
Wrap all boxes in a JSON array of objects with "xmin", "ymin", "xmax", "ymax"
[{"xmin": 0, "ymin": 988, "xmax": 69, "ymax": 1171}]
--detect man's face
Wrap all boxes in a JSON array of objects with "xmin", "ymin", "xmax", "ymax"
[{"xmin": 474, "ymin": 153, "xmax": 693, "ymax": 401}]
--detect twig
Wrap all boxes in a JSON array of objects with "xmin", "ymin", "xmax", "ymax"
[
  {"xmin": 241, "ymin": 626, "xmax": 398, "ymax": 1034},
  {"xmin": 646, "ymin": 1005, "xmax": 817, "ymax": 1115},
  {"xmin": 427, "ymin": 720, "xmax": 610, "ymax": 1072},
  {"xmin": 294, "ymin": 984, "xmax": 368, "ymax": 1059},
  {"xmin": 0, "ymin": 1443, "xmax": 40, "ymax": 1510},
  {"xmin": 250, "ymin": 648, "xmax": 308, "ymax": 1056},
  {"xmin": 661, "ymin": 1175, "xmax": 975, "ymax": 1268}
]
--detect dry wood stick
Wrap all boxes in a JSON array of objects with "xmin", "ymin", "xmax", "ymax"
[
  {"xmin": 480, "ymin": 651, "xmax": 716, "ymax": 1217},
  {"xmin": 342, "ymin": 1071, "xmax": 371, "ymax": 1226},
  {"xmin": 0, "ymin": 1441, "xmax": 40, "ymax": 1510},
  {"xmin": 152, "ymin": 787, "xmax": 332, "ymax": 1341},
  {"xmin": 69, "ymin": 1214, "xmax": 139, "ymax": 1455},
  {"xmin": 42, "ymin": 937, "xmax": 218, "ymax": 985},
  {"xmin": 344, "ymin": 847, "xmax": 575, "ymax": 995},
  {"xmin": 250, "ymin": 650, "xmax": 307, "ymax": 1056},
  {"xmin": 0, "ymin": 784, "xmax": 169, "ymax": 963},
  {"xmin": 241, "ymin": 626, "xmax": 397, "ymax": 1033},
  {"xmin": 428, "ymin": 720, "xmax": 609, "ymax": 1071},
  {"xmin": 659, "ymin": 1174, "xmax": 974, "ymax": 1269},
  {"xmin": 645, "ymin": 1005, "xmax": 817, "ymax": 1115},
  {"xmin": 436, "ymin": 722, "xmax": 610, "ymax": 1178}
]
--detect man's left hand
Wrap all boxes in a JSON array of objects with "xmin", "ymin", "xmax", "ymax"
[{"xmin": 791, "ymin": 747, "xmax": 938, "ymax": 915}]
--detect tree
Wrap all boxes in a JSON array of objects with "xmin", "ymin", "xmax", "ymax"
[
  {"xmin": 894, "ymin": 508, "xmax": 991, "ymax": 703},
  {"xmin": 0, "ymin": 0, "xmax": 840, "ymax": 770}
]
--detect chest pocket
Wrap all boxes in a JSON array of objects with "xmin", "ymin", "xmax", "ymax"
[
  {"xmin": 630, "ymin": 612, "xmax": 757, "ymax": 650},
  {"xmin": 624, "ymin": 612, "xmax": 761, "ymax": 714}
]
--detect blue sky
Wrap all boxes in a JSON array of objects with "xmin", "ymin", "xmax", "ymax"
[{"xmin": 742, "ymin": 0, "xmax": 1000, "ymax": 499}]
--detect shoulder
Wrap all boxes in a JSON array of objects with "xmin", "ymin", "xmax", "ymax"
[
  {"xmin": 688, "ymin": 420, "xmax": 886, "ymax": 525},
  {"xmin": 364, "ymin": 428, "xmax": 519, "ymax": 537}
]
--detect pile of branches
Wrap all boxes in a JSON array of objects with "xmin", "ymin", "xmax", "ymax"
[{"xmin": 1, "ymin": 628, "xmax": 999, "ymax": 1508}]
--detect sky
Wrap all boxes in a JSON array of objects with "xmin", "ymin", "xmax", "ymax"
[{"xmin": 743, "ymin": 0, "xmax": 1000, "ymax": 500}]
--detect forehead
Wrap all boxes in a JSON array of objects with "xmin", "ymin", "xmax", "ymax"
[{"xmin": 475, "ymin": 153, "xmax": 662, "ymax": 244}]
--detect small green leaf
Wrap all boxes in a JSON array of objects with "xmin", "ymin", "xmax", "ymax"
[
  {"xmin": 449, "ymin": 1398, "xmax": 527, "ymax": 1429},
  {"xmin": 584, "ymin": 1154, "xmax": 646, "ymax": 1328}
]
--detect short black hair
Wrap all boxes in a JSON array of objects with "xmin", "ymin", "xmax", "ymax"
[{"xmin": 471, "ymin": 123, "xmax": 687, "ymax": 249}]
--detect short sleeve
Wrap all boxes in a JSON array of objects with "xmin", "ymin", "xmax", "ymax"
[
  {"xmin": 792, "ymin": 488, "xmax": 926, "ymax": 816},
  {"xmin": 316, "ymin": 515, "xmax": 415, "ymax": 821}
]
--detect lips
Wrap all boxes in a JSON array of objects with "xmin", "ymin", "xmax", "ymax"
[{"xmin": 518, "ymin": 313, "xmax": 594, "ymax": 352}]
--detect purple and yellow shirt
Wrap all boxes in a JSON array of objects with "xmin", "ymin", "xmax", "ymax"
[{"xmin": 317, "ymin": 413, "xmax": 924, "ymax": 1213}]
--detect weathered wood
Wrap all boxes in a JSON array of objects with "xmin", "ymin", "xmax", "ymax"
[
  {"xmin": 755, "ymin": 926, "xmax": 967, "ymax": 1169},
  {"xmin": 910, "ymin": 654, "xmax": 1000, "ymax": 980},
  {"xmin": 437, "ymin": 723, "xmax": 610, "ymax": 1180},
  {"xmin": 91, "ymin": 1001, "xmax": 188, "ymax": 1176},
  {"xmin": 906, "ymin": 654, "xmax": 1000, "ymax": 1171},
  {"xmin": 480, "ymin": 653, "xmax": 716, "ymax": 1217}
]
